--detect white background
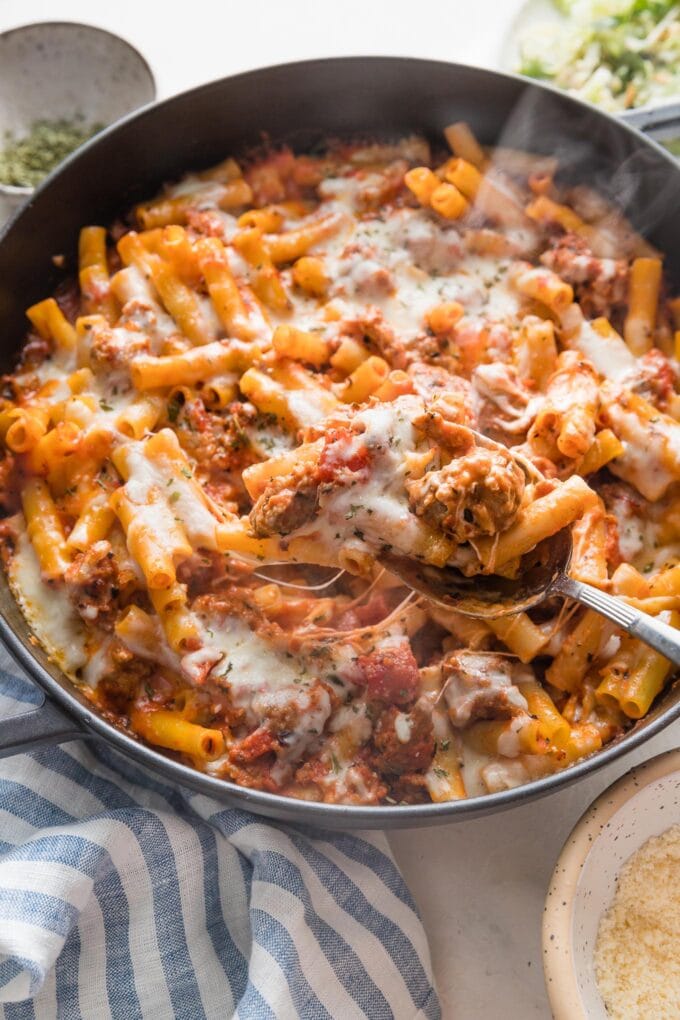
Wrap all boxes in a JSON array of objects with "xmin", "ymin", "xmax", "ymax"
[
  {"xmin": 1, "ymin": 2, "xmax": 678, "ymax": 1016},
  {"xmin": 0, "ymin": 0, "xmax": 523, "ymax": 99}
]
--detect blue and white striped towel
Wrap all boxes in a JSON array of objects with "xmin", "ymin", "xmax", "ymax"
[{"xmin": 0, "ymin": 652, "xmax": 441, "ymax": 1020}]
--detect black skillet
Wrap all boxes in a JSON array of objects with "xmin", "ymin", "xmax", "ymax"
[{"xmin": 0, "ymin": 57, "xmax": 678, "ymax": 828}]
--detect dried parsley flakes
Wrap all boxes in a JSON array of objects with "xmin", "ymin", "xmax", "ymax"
[{"xmin": 0, "ymin": 116, "xmax": 103, "ymax": 188}]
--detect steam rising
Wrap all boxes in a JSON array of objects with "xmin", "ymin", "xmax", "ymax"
[{"xmin": 485, "ymin": 85, "xmax": 678, "ymax": 267}]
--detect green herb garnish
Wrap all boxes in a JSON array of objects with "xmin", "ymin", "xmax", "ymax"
[{"xmin": 0, "ymin": 117, "xmax": 103, "ymax": 188}]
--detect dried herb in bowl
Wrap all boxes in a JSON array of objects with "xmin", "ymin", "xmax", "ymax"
[{"xmin": 0, "ymin": 116, "xmax": 103, "ymax": 189}]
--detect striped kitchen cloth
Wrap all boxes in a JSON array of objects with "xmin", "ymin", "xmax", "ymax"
[{"xmin": 0, "ymin": 658, "xmax": 441, "ymax": 1020}]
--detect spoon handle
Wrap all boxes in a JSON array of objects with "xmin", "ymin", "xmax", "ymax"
[{"xmin": 555, "ymin": 576, "xmax": 680, "ymax": 666}]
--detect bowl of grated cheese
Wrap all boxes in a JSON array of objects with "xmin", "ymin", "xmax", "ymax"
[{"xmin": 543, "ymin": 748, "xmax": 680, "ymax": 1020}]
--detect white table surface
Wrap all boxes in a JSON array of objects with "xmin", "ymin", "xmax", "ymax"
[
  {"xmin": 1, "ymin": 3, "xmax": 679, "ymax": 1017},
  {"xmin": 390, "ymin": 724, "xmax": 679, "ymax": 1019}
]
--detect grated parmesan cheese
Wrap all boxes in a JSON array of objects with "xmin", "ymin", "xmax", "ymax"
[{"xmin": 594, "ymin": 824, "xmax": 680, "ymax": 1020}]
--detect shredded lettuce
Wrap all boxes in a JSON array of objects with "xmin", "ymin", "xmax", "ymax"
[{"xmin": 516, "ymin": 0, "xmax": 680, "ymax": 111}]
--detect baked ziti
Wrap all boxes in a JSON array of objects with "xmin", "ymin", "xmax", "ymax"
[{"xmin": 1, "ymin": 126, "xmax": 679, "ymax": 804}]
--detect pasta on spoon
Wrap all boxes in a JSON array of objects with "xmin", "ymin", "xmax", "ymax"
[{"xmin": 244, "ymin": 393, "xmax": 596, "ymax": 580}]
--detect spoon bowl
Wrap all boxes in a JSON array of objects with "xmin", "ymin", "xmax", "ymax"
[
  {"xmin": 380, "ymin": 528, "xmax": 573, "ymax": 619},
  {"xmin": 377, "ymin": 425, "xmax": 680, "ymax": 664},
  {"xmin": 381, "ymin": 522, "xmax": 680, "ymax": 667}
]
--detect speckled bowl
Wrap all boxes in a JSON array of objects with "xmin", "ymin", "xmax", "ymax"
[
  {"xmin": 543, "ymin": 749, "xmax": 680, "ymax": 1019},
  {"xmin": 0, "ymin": 21, "xmax": 155, "ymax": 221}
]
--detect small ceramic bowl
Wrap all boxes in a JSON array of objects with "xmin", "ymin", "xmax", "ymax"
[
  {"xmin": 543, "ymin": 749, "xmax": 680, "ymax": 1019},
  {"xmin": 0, "ymin": 21, "xmax": 156, "ymax": 222}
]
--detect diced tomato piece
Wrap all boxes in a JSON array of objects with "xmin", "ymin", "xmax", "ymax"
[
  {"xmin": 336, "ymin": 593, "xmax": 390, "ymax": 631},
  {"xmin": 357, "ymin": 641, "xmax": 420, "ymax": 705},
  {"xmin": 318, "ymin": 428, "xmax": 370, "ymax": 481},
  {"xmin": 372, "ymin": 703, "xmax": 435, "ymax": 774},
  {"xmin": 229, "ymin": 726, "xmax": 276, "ymax": 764}
]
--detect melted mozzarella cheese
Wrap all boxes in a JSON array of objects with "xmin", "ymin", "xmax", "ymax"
[
  {"xmin": 328, "ymin": 702, "xmax": 372, "ymax": 745},
  {"xmin": 9, "ymin": 530, "xmax": 86, "ymax": 675},
  {"xmin": 198, "ymin": 613, "xmax": 334, "ymax": 783},
  {"xmin": 197, "ymin": 615, "xmax": 307, "ymax": 716},
  {"xmin": 81, "ymin": 638, "xmax": 116, "ymax": 688},
  {"xmin": 325, "ymin": 641, "xmax": 364, "ymax": 688},
  {"xmin": 121, "ymin": 442, "xmax": 224, "ymax": 550},
  {"xmin": 394, "ymin": 712, "xmax": 413, "ymax": 743},
  {"xmin": 113, "ymin": 265, "xmax": 177, "ymax": 345},
  {"xmin": 480, "ymin": 759, "xmax": 530, "ymax": 793},
  {"xmin": 290, "ymin": 182, "xmax": 520, "ymax": 347},
  {"xmin": 444, "ymin": 653, "xmax": 528, "ymax": 728},
  {"xmin": 165, "ymin": 174, "xmax": 218, "ymax": 200},
  {"xmin": 604, "ymin": 488, "xmax": 654, "ymax": 563},
  {"xmin": 32, "ymin": 360, "xmax": 75, "ymax": 395},
  {"xmin": 306, "ymin": 396, "xmax": 427, "ymax": 557},
  {"xmin": 117, "ymin": 611, "xmax": 180, "ymax": 674},
  {"xmin": 496, "ymin": 715, "xmax": 527, "ymax": 758},
  {"xmin": 570, "ymin": 319, "xmax": 636, "ymax": 381},
  {"xmin": 606, "ymin": 405, "xmax": 678, "ymax": 501}
]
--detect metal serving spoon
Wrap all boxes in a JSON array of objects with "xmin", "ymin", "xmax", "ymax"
[{"xmin": 381, "ymin": 519, "xmax": 680, "ymax": 666}]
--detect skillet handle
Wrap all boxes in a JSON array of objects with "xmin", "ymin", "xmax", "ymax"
[
  {"xmin": 0, "ymin": 693, "xmax": 86, "ymax": 759},
  {"xmin": 619, "ymin": 101, "xmax": 680, "ymax": 146}
]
